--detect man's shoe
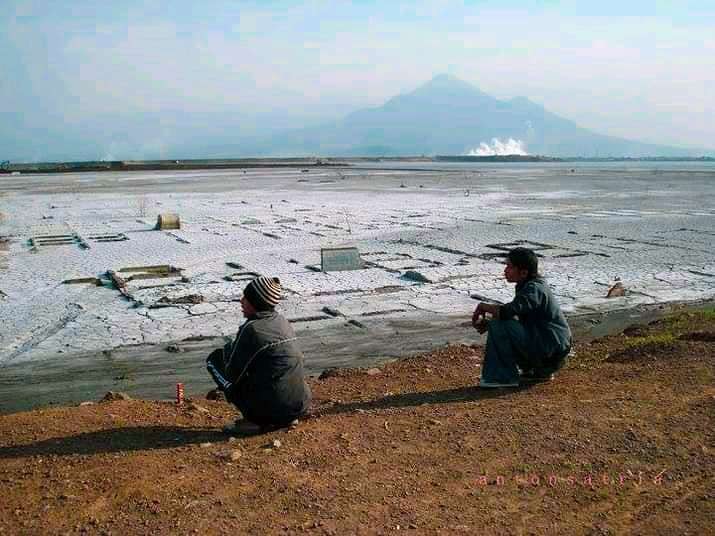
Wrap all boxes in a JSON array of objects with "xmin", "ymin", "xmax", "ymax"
[
  {"xmin": 206, "ymin": 388, "xmax": 225, "ymax": 401},
  {"xmin": 222, "ymin": 419, "xmax": 261, "ymax": 435},
  {"xmin": 258, "ymin": 419, "xmax": 301, "ymax": 433},
  {"xmin": 520, "ymin": 371, "xmax": 555, "ymax": 385},
  {"xmin": 478, "ymin": 379, "xmax": 519, "ymax": 388}
]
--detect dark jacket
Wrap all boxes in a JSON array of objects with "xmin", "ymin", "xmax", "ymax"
[
  {"xmin": 499, "ymin": 276, "xmax": 572, "ymax": 365},
  {"xmin": 209, "ymin": 310, "xmax": 311, "ymax": 425}
]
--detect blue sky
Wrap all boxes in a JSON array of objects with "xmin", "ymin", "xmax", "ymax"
[{"xmin": 2, "ymin": 1, "xmax": 714, "ymax": 159}]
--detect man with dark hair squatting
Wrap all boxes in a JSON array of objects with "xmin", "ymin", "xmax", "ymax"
[
  {"xmin": 206, "ymin": 276, "xmax": 311, "ymax": 434},
  {"xmin": 472, "ymin": 247, "xmax": 572, "ymax": 388}
]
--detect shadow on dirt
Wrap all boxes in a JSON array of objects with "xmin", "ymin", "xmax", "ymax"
[
  {"xmin": 2, "ymin": 385, "xmax": 539, "ymax": 458},
  {"xmin": 319, "ymin": 383, "xmax": 526, "ymax": 416},
  {"xmin": 0, "ymin": 426, "xmax": 227, "ymax": 459}
]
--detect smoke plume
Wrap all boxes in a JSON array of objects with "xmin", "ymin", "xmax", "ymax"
[{"xmin": 467, "ymin": 138, "xmax": 528, "ymax": 156}]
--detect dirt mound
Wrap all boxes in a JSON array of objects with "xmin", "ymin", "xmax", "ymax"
[
  {"xmin": 678, "ymin": 330, "xmax": 715, "ymax": 342},
  {"xmin": 606, "ymin": 339, "xmax": 680, "ymax": 363},
  {"xmin": 621, "ymin": 325, "xmax": 648, "ymax": 337},
  {"xmin": 100, "ymin": 391, "xmax": 132, "ymax": 402}
]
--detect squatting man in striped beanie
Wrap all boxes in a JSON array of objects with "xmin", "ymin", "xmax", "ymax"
[{"xmin": 206, "ymin": 276, "xmax": 311, "ymax": 434}]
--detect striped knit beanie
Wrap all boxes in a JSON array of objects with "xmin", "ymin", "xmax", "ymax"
[{"xmin": 244, "ymin": 276, "xmax": 282, "ymax": 311}]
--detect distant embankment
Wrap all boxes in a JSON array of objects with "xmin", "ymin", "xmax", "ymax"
[
  {"xmin": 2, "ymin": 155, "xmax": 713, "ymax": 174},
  {"xmin": 0, "ymin": 158, "xmax": 343, "ymax": 174}
]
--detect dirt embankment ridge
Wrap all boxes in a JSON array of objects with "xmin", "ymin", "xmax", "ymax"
[{"xmin": 1, "ymin": 308, "xmax": 713, "ymax": 535}]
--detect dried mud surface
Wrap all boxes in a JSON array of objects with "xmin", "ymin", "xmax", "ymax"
[{"xmin": 1, "ymin": 309, "xmax": 713, "ymax": 535}]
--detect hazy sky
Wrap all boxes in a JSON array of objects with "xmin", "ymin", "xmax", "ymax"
[{"xmin": 2, "ymin": 0, "xmax": 714, "ymax": 160}]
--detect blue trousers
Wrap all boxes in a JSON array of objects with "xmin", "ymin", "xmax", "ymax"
[{"xmin": 481, "ymin": 319, "xmax": 565, "ymax": 384}]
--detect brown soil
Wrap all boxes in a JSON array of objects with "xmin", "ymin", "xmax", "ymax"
[
  {"xmin": 1, "ymin": 310, "xmax": 713, "ymax": 535},
  {"xmin": 679, "ymin": 330, "xmax": 715, "ymax": 342}
]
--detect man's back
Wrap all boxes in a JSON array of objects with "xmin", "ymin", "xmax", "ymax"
[
  {"xmin": 503, "ymin": 276, "xmax": 571, "ymax": 360},
  {"xmin": 236, "ymin": 310, "xmax": 311, "ymax": 424}
]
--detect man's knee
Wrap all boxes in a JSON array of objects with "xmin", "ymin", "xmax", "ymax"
[
  {"xmin": 487, "ymin": 319, "xmax": 520, "ymax": 337},
  {"xmin": 206, "ymin": 348, "xmax": 223, "ymax": 367}
]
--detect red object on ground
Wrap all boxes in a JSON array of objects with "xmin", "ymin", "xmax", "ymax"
[{"xmin": 176, "ymin": 383, "xmax": 184, "ymax": 405}]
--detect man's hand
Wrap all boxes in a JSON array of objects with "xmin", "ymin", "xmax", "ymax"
[
  {"xmin": 472, "ymin": 307, "xmax": 485, "ymax": 326},
  {"xmin": 472, "ymin": 302, "xmax": 499, "ymax": 331},
  {"xmin": 474, "ymin": 318, "xmax": 489, "ymax": 334}
]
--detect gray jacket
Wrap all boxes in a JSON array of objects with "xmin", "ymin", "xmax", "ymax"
[
  {"xmin": 499, "ymin": 276, "xmax": 572, "ymax": 362},
  {"xmin": 220, "ymin": 310, "xmax": 311, "ymax": 424}
]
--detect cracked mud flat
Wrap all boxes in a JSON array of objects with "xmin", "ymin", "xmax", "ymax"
[{"xmin": 0, "ymin": 162, "xmax": 714, "ymax": 412}]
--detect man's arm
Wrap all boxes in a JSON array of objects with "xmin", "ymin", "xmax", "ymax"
[
  {"xmin": 206, "ymin": 348, "xmax": 232, "ymax": 391},
  {"xmin": 224, "ymin": 322, "xmax": 256, "ymax": 383},
  {"xmin": 499, "ymin": 282, "xmax": 541, "ymax": 320}
]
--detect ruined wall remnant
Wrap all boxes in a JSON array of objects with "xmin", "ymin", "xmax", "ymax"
[
  {"xmin": 321, "ymin": 247, "xmax": 363, "ymax": 272},
  {"xmin": 156, "ymin": 213, "xmax": 181, "ymax": 230}
]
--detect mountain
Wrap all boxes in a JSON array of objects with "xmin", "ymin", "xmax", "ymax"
[
  {"xmin": 253, "ymin": 74, "xmax": 701, "ymax": 158},
  {"xmin": 3, "ymin": 74, "xmax": 706, "ymax": 162}
]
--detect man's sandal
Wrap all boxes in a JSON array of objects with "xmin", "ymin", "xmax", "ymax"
[
  {"xmin": 222, "ymin": 420, "xmax": 262, "ymax": 435},
  {"xmin": 519, "ymin": 372, "xmax": 555, "ymax": 385}
]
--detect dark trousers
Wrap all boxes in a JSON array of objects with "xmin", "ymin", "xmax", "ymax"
[
  {"xmin": 481, "ymin": 320, "xmax": 568, "ymax": 384},
  {"xmin": 206, "ymin": 349, "xmax": 252, "ymax": 418},
  {"xmin": 206, "ymin": 349, "xmax": 305, "ymax": 426},
  {"xmin": 206, "ymin": 349, "xmax": 232, "ymax": 392}
]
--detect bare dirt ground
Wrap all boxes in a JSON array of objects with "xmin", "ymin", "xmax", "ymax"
[{"xmin": 1, "ymin": 307, "xmax": 713, "ymax": 535}]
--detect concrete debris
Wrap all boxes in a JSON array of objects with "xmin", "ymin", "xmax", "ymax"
[
  {"xmin": 402, "ymin": 270, "xmax": 432, "ymax": 283},
  {"xmin": 366, "ymin": 368, "xmax": 382, "ymax": 376},
  {"xmin": 321, "ymin": 306, "xmax": 343, "ymax": 317},
  {"xmin": 260, "ymin": 439, "xmax": 283, "ymax": 451},
  {"xmin": 62, "ymin": 277, "xmax": 101, "ymax": 285},
  {"xmin": 166, "ymin": 344, "xmax": 181, "ymax": 353},
  {"xmin": 606, "ymin": 282, "xmax": 626, "ymax": 298},
  {"xmin": 218, "ymin": 449, "xmax": 242, "ymax": 462},
  {"xmin": 107, "ymin": 270, "xmax": 128, "ymax": 290},
  {"xmin": 101, "ymin": 391, "xmax": 132, "ymax": 402},
  {"xmin": 186, "ymin": 402, "xmax": 210, "ymax": 414},
  {"xmin": 157, "ymin": 294, "xmax": 203, "ymax": 305},
  {"xmin": 321, "ymin": 246, "xmax": 363, "ymax": 272}
]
